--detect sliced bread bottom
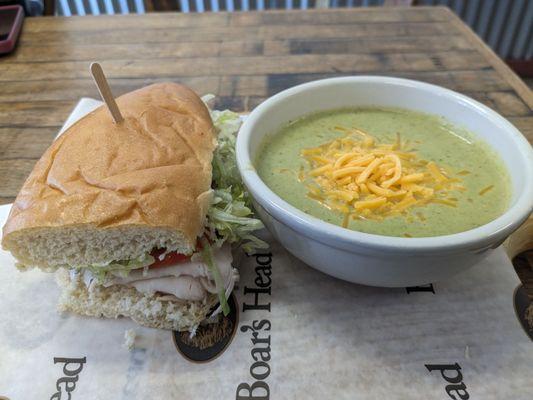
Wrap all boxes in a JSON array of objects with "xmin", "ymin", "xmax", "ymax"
[{"xmin": 55, "ymin": 269, "xmax": 217, "ymax": 332}]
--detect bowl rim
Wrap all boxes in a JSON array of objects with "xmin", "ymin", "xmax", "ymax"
[{"xmin": 236, "ymin": 76, "xmax": 533, "ymax": 254}]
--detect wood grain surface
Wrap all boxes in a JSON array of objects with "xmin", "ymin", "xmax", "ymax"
[{"xmin": 0, "ymin": 6, "xmax": 531, "ymax": 206}]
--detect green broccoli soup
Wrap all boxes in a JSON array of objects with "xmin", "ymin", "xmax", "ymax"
[{"xmin": 256, "ymin": 107, "xmax": 511, "ymax": 237}]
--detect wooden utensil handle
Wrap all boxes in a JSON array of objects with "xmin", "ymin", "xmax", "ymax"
[{"xmin": 90, "ymin": 62, "xmax": 124, "ymax": 124}]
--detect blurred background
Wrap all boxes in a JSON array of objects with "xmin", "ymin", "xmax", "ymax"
[{"xmin": 1, "ymin": 0, "xmax": 531, "ymax": 85}]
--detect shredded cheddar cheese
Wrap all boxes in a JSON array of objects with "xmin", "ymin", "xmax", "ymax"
[
  {"xmin": 300, "ymin": 128, "xmax": 465, "ymax": 225},
  {"xmin": 478, "ymin": 185, "xmax": 494, "ymax": 196}
]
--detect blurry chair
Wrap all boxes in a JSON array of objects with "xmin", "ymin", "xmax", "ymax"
[
  {"xmin": 43, "ymin": 0, "xmax": 53, "ymax": 13},
  {"xmin": 0, "ymin": 0, "xmax": 44, "ymax": 15},
  {"xmin": 53, "ymin": 0, "xmax": 410, "ymax": 15},
  {"xmin": 55, "ymin": 0, "xmax": 145, "ymax": 15}
]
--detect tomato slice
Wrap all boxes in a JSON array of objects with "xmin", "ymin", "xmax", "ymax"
[{"xmin": 149, "ymin": 249, "xmax": 190, "ymax": 269}]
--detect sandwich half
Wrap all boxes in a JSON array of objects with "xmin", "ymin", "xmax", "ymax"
[{"xmin": 1, "ymin": 83, "xmax": 264, "ymax": 332}]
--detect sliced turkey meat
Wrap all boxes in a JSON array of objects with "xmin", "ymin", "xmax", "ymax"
[{"xmin": 75, "ymin": 244, "xmax": 237, "ymax": 303}]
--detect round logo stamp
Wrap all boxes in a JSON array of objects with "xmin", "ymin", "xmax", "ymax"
[
  {"xmin": 513, "ymin": 284, "xmax": 533, "ymax": 340},
  {"xmin": 172, "ymin": 292, "xmax": 239, "ymax": 363}
]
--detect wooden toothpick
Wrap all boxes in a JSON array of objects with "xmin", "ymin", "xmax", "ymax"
[{"xmin": 90, "ymin": 62, "xmax": 124, "ymax": 124}]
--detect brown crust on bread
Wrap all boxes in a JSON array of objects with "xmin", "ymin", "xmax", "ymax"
[{"xmin": 2, "ymin": 83, "xmax": 215, "ymax": 249}]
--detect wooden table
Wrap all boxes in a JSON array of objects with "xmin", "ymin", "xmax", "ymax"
[{"xmin": 1, "ymin": 6, "xmax": 532, "ymax": 205}]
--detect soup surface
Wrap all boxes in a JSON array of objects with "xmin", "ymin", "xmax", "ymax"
[{"xmin": 256, "ymin": 107, "xmax": 510, "ymax": 237}]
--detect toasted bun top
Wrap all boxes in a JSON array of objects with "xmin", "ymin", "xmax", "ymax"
[{"xmin": 2, "ymin": 83, "xmax": 216, "ymax": 248}]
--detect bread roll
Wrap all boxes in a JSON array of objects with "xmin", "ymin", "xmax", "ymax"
[{"xmin": 2, "ymin": 83, "xmax": 216, "ymax": 270}]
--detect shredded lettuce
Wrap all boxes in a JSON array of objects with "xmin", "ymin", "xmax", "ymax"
[
  {"xmin": 206, "ymin": 189, "xmax": 266, "ymax": 254},
  {"xmin": 75, "ymin": 254, "xmax": 155, "ymax": 283},
  {"xmin": 202, "ymin": 96, "xmax": 268, "ymax": 315},
  {"xmin": 200, "ymin": 238, "xmax": 230, "ymax": 316},
  {"xmin": 203, "ymin": 95, "xmax": 268, "ymax": 253}
]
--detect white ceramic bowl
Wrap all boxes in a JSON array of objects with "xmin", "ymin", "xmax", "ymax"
[{"xmin": 237, "ymin": 76, "xmax": 533, "ymax": 287}]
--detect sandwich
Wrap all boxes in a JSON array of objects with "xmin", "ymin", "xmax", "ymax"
[{"xmin": 1, "ymin": 83, "xmax": 265, "ymax": 332}]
